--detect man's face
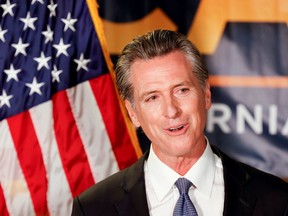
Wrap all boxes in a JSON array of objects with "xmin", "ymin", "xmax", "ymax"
[{"xmin": 125, "ymin": 51, "xmax": 211, "ymax": 160}]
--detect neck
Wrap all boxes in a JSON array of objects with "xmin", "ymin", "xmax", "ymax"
[{"xmin": 153, "ymin": 138, "xmax": 207, "ymax": 176}]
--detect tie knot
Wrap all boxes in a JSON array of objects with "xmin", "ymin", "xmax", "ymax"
[{"xmin": 175, "ymin": 178, "xmax": 193, "ymax": 195}]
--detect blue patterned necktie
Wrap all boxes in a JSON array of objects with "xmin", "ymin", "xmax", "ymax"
[{"xmin": 173, "ymin": 178, "xmax": 198, "ymax": 216}]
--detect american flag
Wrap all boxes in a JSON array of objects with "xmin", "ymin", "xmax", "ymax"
[{"xmin": 0, "ymin": 0, "xmax": 141, "ymax": 215}]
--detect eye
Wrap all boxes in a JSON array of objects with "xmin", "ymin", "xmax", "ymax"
[
  {"xmin": 179, "ymin": 88, "xmax": 189, "ymax": 93},
  {"xmin": 145, "ymin": 95, "xmax": 158, "ymax": 102},
  {"xmin": 177, "ymin": 88, "xmax": 190, "ymax": 94},
  {"xmin": 174, "ymin": 87, "xmax": 191, "ymax": 98}
]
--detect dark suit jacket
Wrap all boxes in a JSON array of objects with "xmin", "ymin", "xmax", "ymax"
[{"xmin": 71, "ymin": 146, "xmax": 288, "ymax": 216}]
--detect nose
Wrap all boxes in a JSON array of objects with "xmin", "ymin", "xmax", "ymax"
[{"xmin": 163, "ymin": 96, "xmax": 181, "ymax": 119}]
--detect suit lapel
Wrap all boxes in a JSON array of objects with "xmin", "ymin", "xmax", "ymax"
[
  {"xmin": 113, "ymin": 146, "xmax": 258, "ymax": 216},
  {"xmin": 212, "ymin": 146, "xmax": 256, "ymax": 216},
  {"xmin": 114, "ymin": 151, "xmax": 150, "ymax": 216}
]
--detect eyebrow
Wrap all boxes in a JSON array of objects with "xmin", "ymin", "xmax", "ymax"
[
  {"xmin": 139, "ymin": 81, "xmax": 193, "ymax": 100},
  {"xmin": 175, "ymin": 81, "xmax": 191, "ymax": 87},
  {"xmin": 139, "ymin": 90, "xmax": 158, "ymax": 101},
  {"xmin": 173, "ymin": 81, "xmax": 194, "ymax": 89}
]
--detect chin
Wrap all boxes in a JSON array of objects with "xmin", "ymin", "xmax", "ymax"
[{"xmin": 172, "ymin": 143, "xmax": 192, "ymax": 153}]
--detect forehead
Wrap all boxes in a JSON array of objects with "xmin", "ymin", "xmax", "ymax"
[{"xmin": 129, "ymin": 51, "xmax": 197, "ymax": 93}]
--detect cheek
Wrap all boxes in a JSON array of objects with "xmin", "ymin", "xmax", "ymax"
[
  {"xmin": 140, "ymin": 110, "xmax": 159, "ymax": 126},
  {"xmin": 136, "ymin": 107, "xmax": 162, "ymax": 134},
  {"xmin": 183, "ymin": 98, "xmax": 206, "ymax": 123},
  {"xmin": 138, "ymin": 102, "xmax": 162, "ymax": 119}
]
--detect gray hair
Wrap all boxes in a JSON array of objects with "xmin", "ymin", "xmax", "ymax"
[{"xmin": 115, "ymin": 29, "xmax": 208, "ymax": 103}]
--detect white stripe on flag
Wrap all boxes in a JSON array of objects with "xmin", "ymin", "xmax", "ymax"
[
  {"xmin": 66, "ymin": 81, "xmax": 119, "ymax": 182},
  {"xmin": 0, "ymin": 120, "xmax": 35, "ymax": 216},
  {"xmin": 29, "ymin": 101, "xmax": 73, "ymax": 216}
]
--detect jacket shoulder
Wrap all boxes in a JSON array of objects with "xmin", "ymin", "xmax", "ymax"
[
  {"xmin": 213, "ymin": 145, "xmax": 288, "ymax": 215},
  {"xmin": 71, "ymin": 151, "xmax": 148, "ymax": 215}
]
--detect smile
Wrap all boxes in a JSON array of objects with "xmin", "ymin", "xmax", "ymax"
[
  {"xmin": 165, "ymin": 124, "xmax": 188, "ymax": 135},
  {"xmin": 168, "ymin": 125, "xmax": 184, "ymax": 132}
]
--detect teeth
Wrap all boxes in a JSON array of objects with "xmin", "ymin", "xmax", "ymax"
[{"xmin": 169, "ymin": 125, "xmax": 184, "ymax": 131}]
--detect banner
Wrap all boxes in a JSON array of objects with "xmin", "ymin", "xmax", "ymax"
[
  {"xmin": 97, "ymin": 0, "xmax": 288, "ymax": 179},
  {"xmin": 0, "ymin": 0, "xmax": 141, "ymax": 215}
]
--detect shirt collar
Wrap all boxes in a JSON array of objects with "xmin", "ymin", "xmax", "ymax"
[
  {"xmin": 146, "ymin": 139, "xmax": 216, "ymax": 201},
  {"xmin": 146, "ymin": 146, "xmax": 179, "ymax": 202},
  {"xmin": 184, "ymin": 139, "xmax": 216, "ymax": 197}
]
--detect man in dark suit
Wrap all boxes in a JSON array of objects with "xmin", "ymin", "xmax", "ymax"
[{"xmin": 71, "ymin": 29, "xmax": 288, "ymax": 216}]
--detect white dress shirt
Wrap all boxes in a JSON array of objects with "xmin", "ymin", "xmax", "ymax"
[{"xmin": 144, "ymin": 140, "xmax": 224, "ymax": 216}]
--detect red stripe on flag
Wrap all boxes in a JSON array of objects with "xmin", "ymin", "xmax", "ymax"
[
  {"xmin": 0, "ymin": 183, "xmax": 9, "ymax": 216},
  {"xmin": 89, "ymin": 75, "xmax": 138, "ymax": 170},
  {"xmin": 7, "ymin": 112, "xmax": 49, "ymax": 215},
  {"xmin": 52, "ymin": 90, "xmax": 94, "ymax": 197}
]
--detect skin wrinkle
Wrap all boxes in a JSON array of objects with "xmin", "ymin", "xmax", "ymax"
[{"xmin": 125, "ymin": 51, "xmax": 211, "ymax": 176}]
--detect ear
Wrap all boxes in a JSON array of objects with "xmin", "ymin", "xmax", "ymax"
[
  {"xmin": 124, "ymin": 100, "xmax": 141, "ymax": 127},
  {"xmin": 204, "ymin": 81, "xmax": 212, "ymax": 110}
]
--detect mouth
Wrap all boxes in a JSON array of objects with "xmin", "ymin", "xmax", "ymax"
[
  {"xmin": 165, "ymin": 124, "xmax": 188, "ymax": 135},
  {"xmin": 168, "ymin": 125, "xmax": 185, "ymax": 132}
]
